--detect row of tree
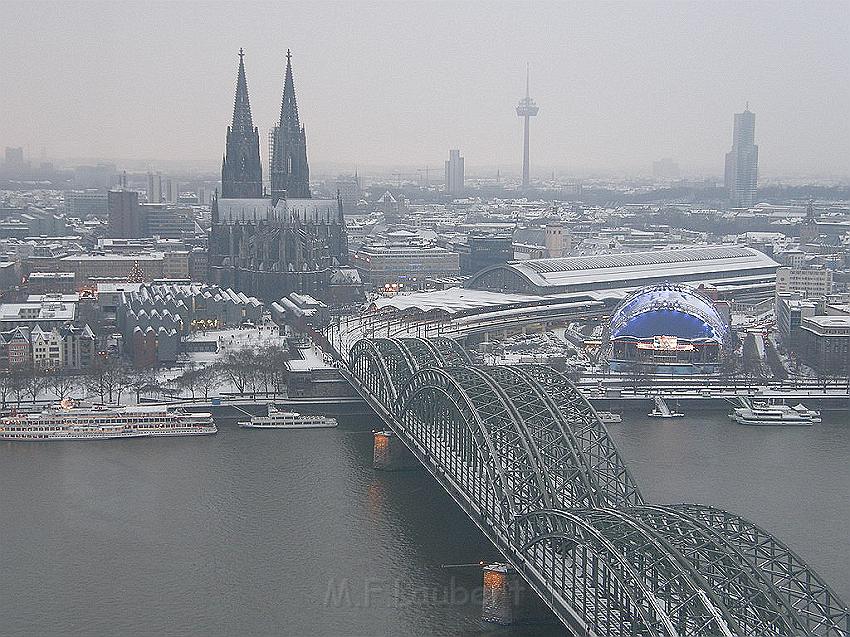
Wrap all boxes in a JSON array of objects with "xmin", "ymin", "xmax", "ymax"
[
  {"xmin": 173, "ymin": 344, "xmax": 291, "ymax": 399},
  {"xmin": 0, "ymin": 344, "xmax": 294, "ymax": 408},
  {"xmin": 0, "ymin": 360, "xmax": 161, "ymax": 408}
]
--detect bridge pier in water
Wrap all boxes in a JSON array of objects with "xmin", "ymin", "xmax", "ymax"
[
  {"xmin": 372, "ymin": 430, "xmax": 416, "ymax": 470},
  {"xmin": 481, "ymin": 563, "xmax": 550, "ymax": 625}
]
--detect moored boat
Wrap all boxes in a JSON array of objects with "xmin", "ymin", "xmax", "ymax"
[
  {"xmin": 791, "ymin": 403, "xmax": 822, "ymax": 422},
  {"xmin": 729, "ymin": 401, "xmax": 819, "ymax": 426},
  {"xmin": 0, "ymin": 403, "xmax": 217, "ymax": 440},
  {"xmin": 239, "ymin": 405, "xmax": 337, "ymax": 429}
]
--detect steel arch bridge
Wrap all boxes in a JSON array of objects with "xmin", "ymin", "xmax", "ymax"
[{"xmin": 344, "ymin": 337, "xmax": 848, "ymax": 637}]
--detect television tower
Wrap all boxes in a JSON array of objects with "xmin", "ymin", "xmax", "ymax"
[{"xmin": 516, "ymin": 63, "xmax": 539, "ymax": 189}]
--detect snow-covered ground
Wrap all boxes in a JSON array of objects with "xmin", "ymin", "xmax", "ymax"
[{"xmin": 489, "ymin": 329, "xmax": 586, "ymax": 367}]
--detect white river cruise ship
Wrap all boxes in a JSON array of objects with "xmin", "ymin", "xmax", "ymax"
[
  {"xmin": 239, "ymin": 405, "xmax": 337, "ymax": 429},
  {"xmin": 0, "ymin": 403, "xmax": 217, "ymax": 441},
  {"xmin": 729, "ymin": 401, "xmax": 820, "ymax": 426}
]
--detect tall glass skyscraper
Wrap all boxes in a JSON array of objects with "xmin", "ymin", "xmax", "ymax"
[
  {"xmin": 445, "ymin": 149, "xmax": 464, "ymax": 195},
  {"xmin": 724, "ymin": 107, "xmax": 759, "ymax": 208}
]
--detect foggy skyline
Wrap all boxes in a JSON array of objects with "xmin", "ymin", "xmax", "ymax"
[{"xmin": 2, "ymin": 1, "xmax": 849, "ymax": 177}]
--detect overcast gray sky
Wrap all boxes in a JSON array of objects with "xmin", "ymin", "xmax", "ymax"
[{"xmin": 2, "ymin": 1, "xmax": 848, "ymax": 177}]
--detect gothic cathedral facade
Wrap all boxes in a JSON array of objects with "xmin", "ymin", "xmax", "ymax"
[{"xmin": 209, "ymin": 50, "xmax": 351, "ymax": 303}]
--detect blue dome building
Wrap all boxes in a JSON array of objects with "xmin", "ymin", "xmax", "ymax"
[{"xmin": 607, "ymin": 284, "xmax": 729, "ymax": 374}]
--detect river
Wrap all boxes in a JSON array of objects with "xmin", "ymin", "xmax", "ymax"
[{"xmin": 1, "ymin": 408, "xmax": 847, "ymax": 636}]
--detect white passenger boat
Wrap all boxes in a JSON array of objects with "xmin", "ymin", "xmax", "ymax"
[
  {"xmin": 0, "ymin": 403, "xmax": 217, "ymax": 440},
  {"xmin": 238, "ymin": 405, "xmax": 337, "ymax": 429},
  {"xmin": 729, "ymin": 401, "xmax": 820, "ymax": 426},
  {"xmin": 648, "ymin": 396, "xmax": 684, "ymax": 418},
  {"xmin": 596, "ymin": 411, "xmax": 622, "ymax": 424},
  {"xmin": 790, "ymin": 403, "xmax": 822, "ymax": 421}
]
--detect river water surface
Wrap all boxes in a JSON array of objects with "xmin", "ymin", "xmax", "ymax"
[{"xmin": 1, "ymin": 408, "xmax": 848, "ymax": 636}]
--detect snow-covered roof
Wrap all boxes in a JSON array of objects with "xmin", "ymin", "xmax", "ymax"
[
  {"xmin": 369, "ymin": 288, "xmax": 545, "ymax": 314},
  {"xmin": 801, "ymin": 315, "xmax": 850, "ymax": 332},
  {"xmin": 469, "ymin": 246, "xmax": 778, "ymax": 292},
  {"xmin": 0, "ymin": 301, "xmax": 75, "ymax": 322},
  {"xmin": 97, "ymin": 282, "xmax": 143, "ymax": 294}
]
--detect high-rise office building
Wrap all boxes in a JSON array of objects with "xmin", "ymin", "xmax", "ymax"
[
  {"xmin": 445, "ymin": 149, "xmax": 464, "ymax": 195},
  {"xmin": 165, "ymin": 178, "xmax": 178, "ymax": 203},
  {"xmin": 724, "ymin": 107, "xmax": 758, "ymax": 208},
  {"xmin": 146, "ymin": 171, "xmax": 162, "ymax": 203},
  {"xmin": 64, "ymin": 190, "xmax": 109, "ymax": 217},
  {"xmin": 108, "ymin": 190, "xmax": 142, "ymax": 238}
]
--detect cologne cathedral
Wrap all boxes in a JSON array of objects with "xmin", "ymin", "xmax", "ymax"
[{"xmin": 208, "ymin": 49, "xmax": 352, "ymax": 302}]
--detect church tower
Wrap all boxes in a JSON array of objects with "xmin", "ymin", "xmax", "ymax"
[
  {"xmin": 270, "ymin": 50, "xmax": 311, "ymax": 203},
  {"xmin": 221, "ymin": 48, "xmax": 262, "ymax": 198}
]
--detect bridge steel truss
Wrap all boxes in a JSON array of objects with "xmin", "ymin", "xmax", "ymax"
[{"xmin": 345, "ymin": 337, "xmax": 849, "ymax": 637}]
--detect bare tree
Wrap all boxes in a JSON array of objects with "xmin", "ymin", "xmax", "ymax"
[
  {"xmin": 0, "ymin": 371, "xmax": 12, "ymax": 409},
  {"xmin": 22, "ymin": 365, "xmax": 48, "ymax": 404},
  {"xmin": 130, "ymin": 367, "xmax": 159, "ymax": 404},
  {"xmin": 255, "ymin": 344, "xmax": 289, "ymax": 395},
  {"xmin": 45, "ymin": 367, "xmax": 77, "ymax": 401},
  {"xmin": 8, "ymin": 368, "xmax": 28, "ymax": 407},
  {"xmin": 220, "ymin": 350, "xmax": 259, "ymax": 395},
  {"xmin": 84, "ymin": 361, "xmax": 107, "ymax": 404},
  {"xmin": 196, "ymin": 364, "xmax": 221, "ymax": 400},
  {"xmin": 111, "ymin": 363, "xmax": 135, "ymax": 406},
  {"xmin": 85, "ymin": 359, "xmax": 133, "ymax": 405},
  {"xmin": 176, "ymin": 364, "xmax": 203, "ymax": 400}
]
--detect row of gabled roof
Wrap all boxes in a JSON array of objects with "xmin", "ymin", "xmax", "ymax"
[
  {"xmin": 131, "ymin": 325, "xmax": 179, "ymax": 337},
  {"xmin": 0, "ymin": 322, "xmax": 96, "ymax": 345},
  {"xmin": 122, "ymin": 283, "xmax": 262, "ymax": 308}
]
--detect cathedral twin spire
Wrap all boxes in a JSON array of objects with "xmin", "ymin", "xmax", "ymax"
[
  {"xmin": 278, "ymin": 50, "xmax": 301, "ymax": 138},
  {"xmin": 231, "ymin": 48, "xmax": 254, "ymax": 133},
  {"xmin": 221, "ymin": 48, "xmax": 310, "ymax": 202},
  {"xmin": 271, "ymin": 49, "xmax": 311, "ymax": 202},
  {"xmin": 221, "ymin": 48, "xmax": 262, "ymax": 198}
]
